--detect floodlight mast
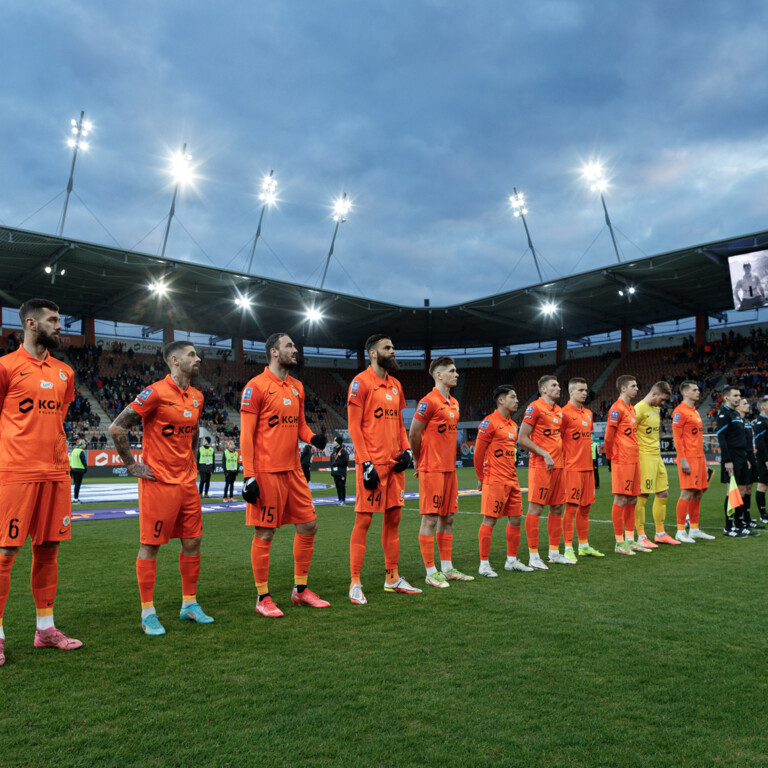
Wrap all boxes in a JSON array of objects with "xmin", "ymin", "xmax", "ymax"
[
  {"xmin": 59, "ymin": 110, "xmax": 89, "ymax": 237},
  {"xmin": 247, "ymin": 170, "xmax": 276, "ymax": 274},
  {"xmin": 320, "ymin": 192, "xmax": 349, "ymax": 290},
  {"xmin": 583, "ymin": 163, "xmax": 621, "ymax": 264},
  {"xmin": 510, "ymin": 187, "xmax": 543, "ymax": 282},
  {"xmin": 160, "ymin": 143, "xmax": 189, "ymax": 259}
]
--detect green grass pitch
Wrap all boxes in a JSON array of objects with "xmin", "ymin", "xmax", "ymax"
[{"xmin": 2, "ymin": 467, "xmax": 768, "ymax": 767}]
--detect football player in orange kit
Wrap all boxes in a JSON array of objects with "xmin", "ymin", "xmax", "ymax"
[
  {"xmin": 518, "ymin": 375, "xmax": 572, "ymax": 569},
  {"xmin": 410, "ymin": 356, "xmax": 473, "ymax": 588},
  {"xmin": 604, "ymin": 374, "xmax": 649, "ymax": 555},
  {"xmin": 672, "ymin": 381, "xmax": 715, "ymax": 541},
  {"xmin": 474, "ymin": 385, "xmax": 533, "ymax": 576},
  {"xmin": 560, "ymin": 378, "xmax": 604, "ymax": 561},
  {"xmin": 347, "ymin": 334, "xmax": 420, "ymax": 605},
  {"xmin": 0, "ymin": 299, "xmax": 82, "ymax": 665},
  {"xmin": 239, "ymin": 333, "xmax": 329, "ymax": 618},
  {"xmin": 110, "ymin": 340, "xmax": 214, "ymax": 636}
]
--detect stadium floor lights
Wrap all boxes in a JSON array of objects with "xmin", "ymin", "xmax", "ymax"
[
  {"xmin": 59, "ymin": 110, "xmax": 91, "ymax": 237},
  {"xmin": 160, "ymin": 144, "xmax": 192, "ymax": 260},
  {"xmin": 247, "ymin": 170, "xmax": 278, "ymax": 274},
  {"xmin": 319, "ymin": 192, "xmax": 351, "ymax": 290},
  {"xmin": 582, "ymin": 161, "xmax": 622, "ymax": 264}
]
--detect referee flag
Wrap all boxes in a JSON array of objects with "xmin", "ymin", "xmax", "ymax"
[{"xmin": 726, "ymin": 475, "xmax": 743, "ymax": 517}]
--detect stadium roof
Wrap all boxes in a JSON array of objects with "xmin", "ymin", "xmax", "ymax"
[{"xmin": 1, "ymin": 223, "xmax": 766, "ymax": 350}]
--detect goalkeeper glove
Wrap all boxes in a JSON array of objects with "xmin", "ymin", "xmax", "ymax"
[
  {"xmin": 242, "ymin": 477, "xmax": 260, "ymax": 503},
  {"xmin": 362, "ymin": 461, "xmax": 380, "ymax": 490},
  {"xmin": 392, "ymin": 449, "xmax": 413, "ymax": 473},
  {"xmin": 310, "ymin": 432, "xmax": 327, "ymax": 450}
]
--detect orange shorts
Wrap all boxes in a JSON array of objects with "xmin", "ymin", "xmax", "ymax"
[
  {"xmin": 139, "ymin": 478, "xmax": 202, "ymax": 545},
  {"xmin": 245, "ymin": 469, "xmax": 316, "ymax": 529},
  {"xmin": 677, "ymin": 457, "xmax": 710, "ymax": 491},
  {"xmin": 418, "ymin": 471, "xmax": 458, "ymax": 516},
  {"xmin": 611, "ymin": 463, "xmax": 641, "ymax": 496},
  {"xmin": 565, "ymin": 469, "xmax": 595, "ymax": 506},
  {"xmin": 0, "ymin": 480, "xmax": 72, "ymax": 547},
  {"xmin": 527, "ymin": 465, "xmax": 566, "ymax": 506},
  {"xmin": 481, "ymin": 483, "xmax": 523, "ymax": 518},
  {"xmin": 355, "ymin": 463, "xmax": 405, "ymax": 514}
]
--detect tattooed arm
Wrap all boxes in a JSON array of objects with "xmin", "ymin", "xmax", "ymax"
[{"xmin": 108, "ymin": 405, "xmax": 156, "ymax": 480}]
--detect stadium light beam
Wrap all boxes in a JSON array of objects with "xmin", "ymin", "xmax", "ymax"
[
  {"xmin": 246, "ymin": 170, "xmax": 277, "ymax": 275},
  {"xmin": 59, "ymin": 110, "xmax": 91, "ymax": 237},
  {"xmin": 541, "ymin": 301, "xmax": 558, "ymax": 315},
  {"xmin": 509, "ymin": 187, "xmax": 543, "ymax": 282},
  {"xmin": 320, "ymin": 192, "xmax": 351, "ymax": 290},
  {"xmin": 582, "ymin": 161, "xmax": 622, "ymax": 264},
  {"xmin": 306, "ymin": 307, "xmax": 323, "ymax": 323},
  {"xmin": 160, "ymin": 144, "xmax": 191, "ymax": 259}
]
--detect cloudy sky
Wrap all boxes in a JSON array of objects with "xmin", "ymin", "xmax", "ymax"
[{"xmin": 2, "ymin": 0, "xmax": 768, "ymax": 308}]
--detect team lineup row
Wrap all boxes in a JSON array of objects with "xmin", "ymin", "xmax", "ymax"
[{"xmin": 0, "ymin": 299, "xmax": 758, "ymax": 665}]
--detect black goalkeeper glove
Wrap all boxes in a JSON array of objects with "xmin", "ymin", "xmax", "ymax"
[
  {"xmin": 361, "ymin": 461, "xmax": 380, "ymax": 490},
  {"xmin": 242, "ymin": 477, "xmax": 260, "ymax": 503},
  {"xmin": 392, "ymin": 449, "xmax": 413, "ymax": 473},
  {"xmin": 310, "ymin": 432, "xmax": 327, "ymax": 450}
]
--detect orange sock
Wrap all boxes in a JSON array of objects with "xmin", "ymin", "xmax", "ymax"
[
  {"xmin": 563, "ymin": 504, "xmax": 577, "ymax": 547},
  {"xmin": 478, "ymin": 523, "xmax": 493, "ymax": 560},
  {"xmin": 547, "ymin": 514, "xmax": 562, "ymax": 550},
  {"xmin": 676, "ymin": 499, "xmax": 690, "ymax": 531},
  {"xmin": 689, "ymin": 499, "xmax": 701, "ymax": 529},
  {"xmin": 623, "ymin": 505, "xmax": 636, "ymax": 540},
  {"xmin": 0, "ymin": 552, "xmax": 17, "ymax": 623},
  {"xmin": 136, "ymin": 558, "xmax": 157, "ymax": 609},
  {"xmin": 505, "ymin": 523, "xmax": 521, "ymax": 557},
  {"xmin": 382, "ymin": 508, "xmax": 401, "ymax": 579},
  {"xmin": 525, "ymin": 513, "xmax": 539, "ymax": 552},
  {"xmin": 611, "ymin": 504, "xmax": 624, "ymax": 541},
  {"xmin": 293, "ymin": 533, "xmax": 314, "ymax": 586},
  {"xmin": 350, "ymin": 513, "xmax": 372, "ymax": 583},
  {"xmin": 418, "ymin": 534, "xmax": 435, "ymax": 568},
  {"xmin": 251, "ymin": 536, "xmax": 272, "ymax": 595},
  {"xmin": 179, "ymin": 553, "xmax": 200, "ymax": 602},
  {"xmin": 436, "ymin": 532, "xmax": 452, "ymax": 564},
  {"xmin": 576, "ymin": 505, "xmax": 591, "ymax": 543},
  {"xmin": 31, "ymin": 546, "xmax": 58, "ymax": 617}
]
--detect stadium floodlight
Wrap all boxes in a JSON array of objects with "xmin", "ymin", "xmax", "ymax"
[
  {"xmin": 149, "ymin": 281, "xmax": 167, "ymax": 296},
  {"xmin": 320, "ymin": 192, "xmax": 351, "ymax": 290},
  {"xmin": 44, "ymin": 265, "xmax": 52, "ymax": 274},
  {"xmin": 59, "ymin": 110, "xmax": 91, "ymax": 237},
  {"xmin": 581, "ymin": 160, "xmax": 621, "ymax": 264},
  {"xmin": 234, "ymin": 294, "xmax": 251, "ymax": 309},
  {"xmin": 509, "ymin": 187, "xmax": 543, "ymax": 282},
  {"xmin": 247, "ymin": 170, "xmax": 278, "ymax": 275},
  {"xmin": 628, "ymin": 286, "xmax": 636, "ymax": 294},
  {"xmin": 160, "ymin": 143, "xmax": 191, "ymax": 259},
  {"xmin": 541, "ymin": 301, "xmax": 558, "ymax": 315},
  {"xmin": 306, "ymin": 307, "xmax": 323, "ymax": 323}
]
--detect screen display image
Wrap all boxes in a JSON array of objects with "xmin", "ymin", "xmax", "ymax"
[{"xmin": 728, "ymin": 251, "xmax": 768, "ymax": 311}]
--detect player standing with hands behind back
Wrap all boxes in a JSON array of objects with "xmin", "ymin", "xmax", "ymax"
[
  {"xmin": 0, "ymin": 299, "xmax": 82, "ymax": 665},
  {"xmin": 347, "ymin": 334, "xmax": 420, "ymax": 605}
]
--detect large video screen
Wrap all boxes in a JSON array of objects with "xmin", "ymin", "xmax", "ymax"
[{"xmin": 728, "ymin": 250, "xmax": 768, "ymax": 311}]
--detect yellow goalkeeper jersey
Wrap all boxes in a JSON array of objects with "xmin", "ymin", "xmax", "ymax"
[{"xmin": 634, "ymin": 400, "xmax": 661, "ymax": 455}]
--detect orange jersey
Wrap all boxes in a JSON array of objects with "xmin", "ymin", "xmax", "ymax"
[
  {"xmin": 560, "ymin": 403, "xmax": 594, "ymax": 471},
  {"xmin": 474, "ymin": 410, "xmax": 519, "ymax": 484},
  {"xmin": 672, "ymin": 402, "xmax": 705, "ymax": 459},
  {"xmin": 522, "ymin": 397, "xmax": 564, "ymax": 469},
  {"xmin": 604, "ymin": 398, "xmax": 639, "ymax": 464},
  {"xmin": 413, "ymin": 388, "xmax": 459, "ymax": 472},
  {"xmin": 347, "ymin": 366, "xmax": 408, "ymax": 465},
  {"xmin": 131, "ymin": 375, "xmax": 204, "ymax": 485},
  {"xmin": 0, "ymin": 347, "xmax": 74, "ymax": 482},
  {"xmin": 240, "ymin": 368, "xmax": 315, "ymax": 474}
]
